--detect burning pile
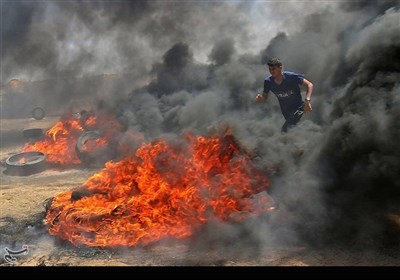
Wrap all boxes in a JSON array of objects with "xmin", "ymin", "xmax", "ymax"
[
  {"xmin": 22, "ymin": 110, "xmax": 126, "ymax": 165},
  {"xmin": 45, "ymin": 132, "xmax": 272, "ymax": 248}
]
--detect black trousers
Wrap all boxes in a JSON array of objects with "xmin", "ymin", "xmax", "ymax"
[{"xmin": 281, "ymin": 103, "xmax": 304, "ymax": 133}]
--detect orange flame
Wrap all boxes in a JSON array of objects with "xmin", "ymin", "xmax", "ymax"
[
  {"xmin": 18, "ymin": 156, "xmax": 28, "ymax": 164},
  {"xmin": 80, "ymin": 138, "xmax": 108, "ymax": 153},
  {"xmin": 23, "ymin": 117, "xmax": 83, "ymax": 164},
  {"xmin": 45, "ymin": 132, "xmax": 271, "ymax": 248},
  {"xmin": 22, "ymin": 111, "xmax": 125, "ymax": 165}
]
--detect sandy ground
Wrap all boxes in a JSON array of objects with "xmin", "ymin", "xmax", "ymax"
[{"xmin": 1, "ymin": 117, "xmax": 399, "ymax": 266}]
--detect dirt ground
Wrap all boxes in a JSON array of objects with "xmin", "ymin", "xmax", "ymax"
[{"xmin": 1, "ymin": 116, "xmax": 399, "ymax": 266}]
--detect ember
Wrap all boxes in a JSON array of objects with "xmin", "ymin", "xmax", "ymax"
[{"xmin": 45, "ymin": 132, "xmax": 272, "ymax": 248}]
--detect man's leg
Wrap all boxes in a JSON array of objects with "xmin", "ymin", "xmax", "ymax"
[
  {"xmin": 281, "ymin": 105, "xmax": 304, "ymax": 133},
  {"xmin": 281, "ymin": 120, "xmax": 292, "ymax": 133}
]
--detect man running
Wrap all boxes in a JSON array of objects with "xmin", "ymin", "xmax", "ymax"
[{"xmin": 256, "ymin": 58, "xmax": 314, "ymax": 133}]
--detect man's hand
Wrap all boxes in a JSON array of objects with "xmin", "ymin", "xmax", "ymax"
[
  {"xmin": 256, "ymin": 93, "xmax": 266, "ymax": 103},
  {"xmin": 304, "ymin": 100, "xmax": 312, "ymax": 113}
]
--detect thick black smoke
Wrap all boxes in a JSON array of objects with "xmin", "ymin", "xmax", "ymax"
[
  {"xmin": 147, "ymin": 42, "xmax": 208, "ymax": 96},
  {"xmin": 310, "ymin": 5, "xmax": 400, "ymax": 246},
  {"xmin": 265, "ymin": 2, "xmax": 400, "ymax": 248},
  {"xmin": 209, "ymin": 37, "xmax": 236, "ymax": 66},
  {"xmin": 2, "ymin": 0, "xmax": 400, "ymax": 252}
]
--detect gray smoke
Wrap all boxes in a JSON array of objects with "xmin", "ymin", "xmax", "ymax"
[
  {"xmin": 2, "ymin": 0, "xmax": 400, "ymax": 252},
  {"xmin": 209, "ymin": 37, "xmax": 236, "ymax": 66}
]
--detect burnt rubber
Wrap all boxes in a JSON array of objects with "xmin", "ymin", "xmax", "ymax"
[{"xmin": 5, "ymin": 151, "xmax": 47, "ymax": 176}]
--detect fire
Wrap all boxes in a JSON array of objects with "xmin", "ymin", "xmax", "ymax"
[
  {"xmin": 18, "ymin": 156, "xmax": 28, "ymax": 164},
  {"xmin": 22, "ymin": 110, "xmax": 125, "ymax": 165},
  {"xmin": 45, "ymin": 132, "xmax": 272, "ymax": 248},
  {"xmin": 80, "ymin": 138, "xmax": 108, "ymax": 153},
  {"xmin": 23, "ymin": 116, "xmax": 83, "ymax": 164}
]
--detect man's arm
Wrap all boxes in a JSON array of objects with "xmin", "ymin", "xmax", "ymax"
[
  {"xmin": 256, "ymin": 80, "xmax": 270, "ymax": 103},
  {"xmin": 302, "ymin": 78, "xmax": 313, "ymax": 113},
  {"xmin": 256, "ymin": 91, "xmax": 268, "ymax": 103}
]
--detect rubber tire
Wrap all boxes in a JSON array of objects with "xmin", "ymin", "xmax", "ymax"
[
  {"xmin": 22, "ymin": 128, "xmax": 43, "ymax": 139},
  {"xmin": 5, "ymin": 151, "xmax": 47, "ymax": 176},
  {"xmin": 32, "ymin": 107, "xmax": 45, "ymax": 120},
  {"xmin": 75, "ymin": 131, "xmax": 117, "ymax": 166}
]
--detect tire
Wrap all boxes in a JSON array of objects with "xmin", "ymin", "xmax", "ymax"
[
  {"xmin": 75, "ymin": 131, "xmax": 117, "ymax": 166},
  {"xmin": 5, "ymin": 151, "xmax": 47, "ymax": 176},
  {"xmin": 32, "ymin": 107, "xmax": 45, "ymax": 120},
  {"xmin": 22, "ymin": 128, "xmax": 43, "ymax": 139}
]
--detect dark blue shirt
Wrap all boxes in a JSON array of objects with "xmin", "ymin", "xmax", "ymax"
[{"xmin": 263, "ymin": 71, "xmax": 305, "ymax": 120}]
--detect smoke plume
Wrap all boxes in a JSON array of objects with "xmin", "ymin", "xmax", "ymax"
[{"xmin": 2, "ymin": 0, "xmax": 400, "ymax": 252}]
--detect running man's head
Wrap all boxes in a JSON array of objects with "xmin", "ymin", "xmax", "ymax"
[{"xmin": 267, "ymin": 57, "xmax": 283, "ymax": 78}]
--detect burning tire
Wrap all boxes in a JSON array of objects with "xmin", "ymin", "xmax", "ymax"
[
  {"xmin": 75, "ymin": 130, "xmax": 117, "ymax": 166},
  {"xmin": 32, "ymin": 107, "xmax": 45, "ymax": 120},
  {"xmin": 5, "ymin": 151, "xmax": 47, "ymax": 176},
  {"xmin": 22, "ymin": 128, "xmax": 44, "ymax": 139}
]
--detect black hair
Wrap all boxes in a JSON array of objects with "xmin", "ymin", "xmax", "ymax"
[{"xmin": 267, "ymin": 57, "xmax": 282, "ymax": 67}]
